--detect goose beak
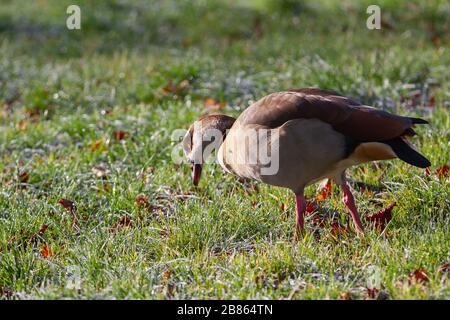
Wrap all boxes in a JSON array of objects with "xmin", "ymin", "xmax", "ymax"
[{"xmin": 192, "ymin": 164, "xmax": 202, "ymax": 186}]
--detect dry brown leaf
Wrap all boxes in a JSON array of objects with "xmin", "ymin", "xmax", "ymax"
[
  {"xmin": 161, "ymin": 79, "xmax": 189, "ymax": 95},
  {"xmin": 339, "ymin": 292, "xmax": 352, "ymax": 300},
  {"xmin": 408, "ymin": 268, "xmax": 430, "ymax": 284},
  {"xmin": 135, "ymin": 194, "xmax": 151, "ymax": 208},
  {"xmin": 58, "ymin": 198, "xmax": 76, "ymax": 213},
  {"xmin": 365, "ymin": 287, "xmax": 379, "ymax": 299},
  {"xmin": 330, "ymin": 222, "xmax": 348, "ymax": 236},
  {"xmin": 109, "ymin": 215, "xmax": 133, "ymax": 232},
  {"xmin": 113, "ymin": 130, "xmax": 128, "ymax": 140},
  {"xmin": 366, "ymin": 202, "xmax": 396, "ymax": 230},
  {"xmin": 19, "ymin": 171, "xmax": 29, "ymax": 183}
]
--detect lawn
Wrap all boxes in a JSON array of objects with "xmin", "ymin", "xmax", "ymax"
[{"xmin": 0, "ymin": 0, "xmax": 449, "ymax": 299}]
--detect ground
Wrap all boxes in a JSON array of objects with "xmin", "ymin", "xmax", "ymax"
[{"xmin": 0, "ymin": 0, "xmax": 449, "ymax": 299}]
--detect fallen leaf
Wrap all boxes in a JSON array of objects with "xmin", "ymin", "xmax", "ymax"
[
  {"xmin": 204, "ymin": 97, "xmax": 223, "ymax": 110},
  {"xmin": 306, "ymin": 201, "xmax": 317, "ymax": 213},
  {"xmin": 19, "ymin": 171, "xmax": 29, "ymax": 183},
  {"xmin": 135, "ymin": 194, "xmax": 150, "ymax": 208},
  {"xmin": 163, "ymin": 269, "xmax": 171, "ymax": 279},
  {"xmin": 89, "ymin": 139, "xmax": 105, "ymax": 152},
  {"xmin": 161, "ymin": 80, "xmax": 189, "ymax": 95},
  {"xmin": 58, "ymin": 198, "xmax": 76, "ymax": 213},
  {"xmin": 365, "ymin": 287, "xmax": 379, "ymax": 299},
  {"xmin": 113, "ymin": 130, "xmax": 128, "ymax": 140},
  {"xmin": 339, "ymin": 292, "xmax": 352, "ymax": 300},
  {"xmin": 316, "ymin": 180, "xmax": 332, "ymax": 201},
  {"xmin": 162, "ymin": 81, "xmax": 179, "ymax": 94},
  {"xmin": 40, "ymin": 244, "xmax": 53, "ymax": 258},
  {"xmin": 109, "ymin": 215, "xmax": 133, "ymax": 232},
  {"xmin": 408, "ymin": 268, "xmax": 430, "ymax": 284},
  {"xmin": 330, "ymin": 222, "xmax": 348, "ymax": 236},
  {"xmin": 427, "ymin": 95, "xmax": 436, "ymax": 108},
  {"xmin": 436, "ymin": 164, "xmax": 449, "ymax": 178},
  {"xmin": 424, "ymin": 167, "xmax": 431, "ymax": 176},
  {"xmin": 366, "ymin": 202, "xmax": 396, "ymax": 230},
  {"xmin": 18, "ymin": 119, "xmax": 26, "ymax": 130}
]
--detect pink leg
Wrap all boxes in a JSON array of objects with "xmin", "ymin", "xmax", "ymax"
[
  {"xmin": 294, "ymin": 194, "xmax": 306, "ymax": 241},
  {"xmin": 341, "ymin": 183, "xmax": 364, "ymax": 234}
]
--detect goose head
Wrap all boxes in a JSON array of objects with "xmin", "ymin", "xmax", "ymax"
[{"xmin": 182, "ymin": 114, "xmax": 236, "ymax": 186}]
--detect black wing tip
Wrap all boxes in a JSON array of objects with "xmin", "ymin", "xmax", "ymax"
[
  {"xmin": 411, "ymin": 157, "xmax": 431, "ymax": 169},
  {"xmin": 410, "ymin": 117, "xmax": 429, "ymax": 125},
  {"xmin": 384, "ymin": 138, "xmax": 431, "ymax": 169}
]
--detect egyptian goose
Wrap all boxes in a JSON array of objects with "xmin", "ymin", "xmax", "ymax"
[{"xmin": 183, "ymin": 88, "xmax": 430, "ymax": 239}]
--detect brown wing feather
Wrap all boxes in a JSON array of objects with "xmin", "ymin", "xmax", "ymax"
[{"xmin": 237, "ymin": 88, "xmax": 413, "ymax": 141}]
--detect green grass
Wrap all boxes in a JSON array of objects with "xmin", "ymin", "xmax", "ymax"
[{"xmin": 0, "ymin": 0, "xmax": 449, "ymax": 299}]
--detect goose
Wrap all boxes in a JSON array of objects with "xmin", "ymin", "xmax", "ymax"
[{"xmin": 182, "ymin": 88, "xmax": 430, "ymax": 239}]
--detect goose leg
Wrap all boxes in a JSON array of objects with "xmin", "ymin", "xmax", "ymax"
[
  {"xmin": 341, "ymin": 183, "xmax": 364, "ymax": 234},
  {"xmin": 294, "ymin": 194, "xmax": 306, "ymax": 241}
]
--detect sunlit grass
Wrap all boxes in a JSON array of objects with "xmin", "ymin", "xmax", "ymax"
[{"xmin": 0, "ymin": 0, "xmax": 449, "ymax": 299}]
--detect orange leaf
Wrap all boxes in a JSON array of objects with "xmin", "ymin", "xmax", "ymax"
[
  {"xmin": 163, "ymin": 269, "xmax": 171, "ymax": 279},
  {"xmin": 161, "ymin": 80, "xmax": 189, "ymax": 95},
  {"xmin": 339, "ymin": 292, "xmax": 352, "ymax": 300},
  {"xmin": 436, "ymin": 164, "xmax": 449, "ymax": 178},
  {"xmin": 89, "ymin": 139, "xmax": 105, "ymax": 152},
  {"xmin": 18, "ymin": 119, "xmax": 26, "ymax": 130},
  {"xmin": 366, "ymin": 202, "xmax": 396, "ymax": 230},
  {"xmin": 204, "ymin": 98, "xmax": 223, "ymax": 110},
  {"xmin": 40, "ymin": 244, "xmax": 53, "ymax": 258}
]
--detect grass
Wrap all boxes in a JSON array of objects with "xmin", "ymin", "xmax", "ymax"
[{"xmin": 0, "ymin": 0, "xmax": 449, "ymax": 299}]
